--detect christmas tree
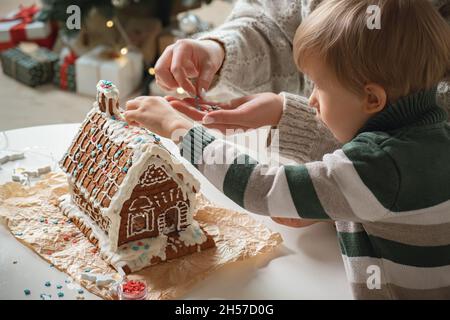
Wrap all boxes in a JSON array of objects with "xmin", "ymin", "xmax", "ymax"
[{"xmin": 38, "ymin": 0, "xmax": 213, "ymax": 34}]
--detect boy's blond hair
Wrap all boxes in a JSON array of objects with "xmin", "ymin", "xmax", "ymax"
[{"xmin": 293, "ymin": 0, "xmax": 450, "ymax": 101}]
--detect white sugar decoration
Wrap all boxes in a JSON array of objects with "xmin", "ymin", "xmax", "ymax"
[
  {"xmin": 0, "ymin": 151, "xmax": 25, "ymax": 165},
  {"xmin": 12, "ymin": 166, "xmax": 52, "ymax": 184},
  {"xmin": 96, "ymin": 80, "xmax": 121, "ymax": 118},
  {"xmin": 139, "ymin": 164, "xmax": 171, "ymax": 187}
]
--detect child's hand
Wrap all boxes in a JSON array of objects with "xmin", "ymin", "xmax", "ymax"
[
  {"xmin": 166, "ymin": 92, "xmax": 284, "ymax": 134},
  {"xmin": 124, "ymin": 96, "xmax": 193, "ymax": 142},
  {"xmin": 271, "ymin": 217, "xmax": 319, "ymax": 228}
]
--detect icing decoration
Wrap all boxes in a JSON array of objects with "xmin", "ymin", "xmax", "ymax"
[
  {"xmin": 96, "ymin": 80, "xmax": 121, "ymax": 118},
  {"xmin": 0, "ymin": 151, "xmax": 25, "ymax": 165}
]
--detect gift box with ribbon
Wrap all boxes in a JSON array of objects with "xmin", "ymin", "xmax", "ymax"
[
  {"xmin": 0, "ymin": 4, "xmax": 57, "ymax": 52},
  {"xmin": 75, "ymin": 45, "xmax": 143, "ymax": 98},
  {"xmin": 0, "ymin": 42, "xmax": 59, "ymax": 87},
  {"xmin": 53, "ymin": 48, "xmax": 77, "ymax": 91}
]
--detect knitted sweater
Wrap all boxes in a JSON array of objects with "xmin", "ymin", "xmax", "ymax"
[
  {"xmin": 179, "ymin": 89, "xmax": 450, "ymax": 299},
  {"xmin": 197, "ymin": 0, "xmax": 450, "ymax": 163}
]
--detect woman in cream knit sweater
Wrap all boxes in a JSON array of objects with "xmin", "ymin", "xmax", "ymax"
[{"xmin": 155, "ymin": 0, "xmax": 449, "ymax": 166}]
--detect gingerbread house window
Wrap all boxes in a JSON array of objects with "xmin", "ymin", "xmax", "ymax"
[{"xmin": 128, "ymin": 210, "xmax": 154, "ymax": 237}]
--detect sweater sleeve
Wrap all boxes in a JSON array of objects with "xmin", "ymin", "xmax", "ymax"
[
  {"xmin": 194, "ymin": 0, "xmax": 321, "ymax": 97},
  {"xmin": 271, "ymin": 92, "xmax": 342, "ymax": 163},
  {"xmin": 179, "ymin": 126, "xmax": 400, "ymax": 223}
]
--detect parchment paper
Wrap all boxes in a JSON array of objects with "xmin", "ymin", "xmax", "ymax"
[{"xmin": 0, "ymin": 172, "xmax": 282, "ymax": 300}]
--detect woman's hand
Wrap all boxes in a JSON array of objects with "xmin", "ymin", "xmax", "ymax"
[
  {"xmin": 124, "ymin": 96, "xmax": 193, "ymax": 142},
  {"xmin": 155, "ymin": 39, "xmax": 225, "ymax": 96},
  {"xmin": 166, "ymin": 92, "xmax": 285, "ymax": 134}
]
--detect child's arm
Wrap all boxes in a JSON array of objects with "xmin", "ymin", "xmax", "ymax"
[
  {"xmin": 180, "ymin": 125, "xmax": 399, "ymax": 223},
  {"xmin": 124, "ymin": 96, "xmax": 399, "ymax": 223}
]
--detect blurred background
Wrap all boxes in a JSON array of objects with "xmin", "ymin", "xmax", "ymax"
[{"xmin": 0, "ymin": 0, "xmax": 234, "ymax": 130}]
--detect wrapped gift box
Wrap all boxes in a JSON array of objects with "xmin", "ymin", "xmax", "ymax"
[
  {"xmin": 0, "ymin": 43, "xmax": 59, "ymax": 87},
  {"xmin": 0, "ymin": 4, "xmax": 57, "ymax": 51},
  {"xmin": 75, "ymin": 46, "xmax": 143, "ymax": 97},
  {"xmin": 53, "ymin": 48, "xmax": 77, "ymax": 92}
]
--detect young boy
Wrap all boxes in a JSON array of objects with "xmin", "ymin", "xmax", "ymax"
[{"xmin": 125, "ymin": 0, "xmax": 450, "ymax": 299}]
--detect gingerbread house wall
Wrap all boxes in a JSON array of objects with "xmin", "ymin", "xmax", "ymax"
[{"xmin": 117, "ymin": 162, "xmax": 191, "ymax": 246}]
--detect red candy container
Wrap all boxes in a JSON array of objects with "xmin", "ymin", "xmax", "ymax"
[{"xmin": 118, "ymin": 279, "xmax": 148, "ymax": 300}]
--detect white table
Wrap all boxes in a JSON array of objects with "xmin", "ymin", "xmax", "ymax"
[{"xmin": 0, "ymin": 124, "xmax": 352, "ymax": 300}]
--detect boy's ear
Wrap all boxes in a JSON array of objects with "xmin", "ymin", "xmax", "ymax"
[{"xmin": 363, "ymin": 83, "xmax": 387, "ymax": 114}]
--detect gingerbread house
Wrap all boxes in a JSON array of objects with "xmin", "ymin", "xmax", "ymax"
[{"xmin": 58, "ymin": 80, "xmax": 214, "ymax": 273}]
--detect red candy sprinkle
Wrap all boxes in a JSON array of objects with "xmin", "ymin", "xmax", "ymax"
[{"xmin": 137, "ymin": 241, "xmax": 144, "ymax": 246}]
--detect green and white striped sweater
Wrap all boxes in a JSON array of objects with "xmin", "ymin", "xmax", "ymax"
[{"xmin": 179, "ymin": 88, "xmax": 450, "ymax": 299}]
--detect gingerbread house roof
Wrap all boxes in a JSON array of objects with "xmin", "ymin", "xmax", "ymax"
[{"xmin": 60, "ymin": 86, "xmax": 200, "ymax": 222}]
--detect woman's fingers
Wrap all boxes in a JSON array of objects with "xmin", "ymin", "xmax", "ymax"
[
  {"xmin": 171, "ymin": 43, "xmax": 197, "ymax": 96},
  {"xmin": 197, "ymin": 61, "xmax": 216, "ymax": 93},
  {"xmin": 154, "ymin": 47, "xmax": 178, "ymax": 90}
]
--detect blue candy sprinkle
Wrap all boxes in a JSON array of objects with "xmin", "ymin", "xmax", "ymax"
[
  {"xmin": 132, "ymin": 246, "xmax": 140, "ymax": 251},
  {"xmin": 106, "ymin": 143, "xmax": 111, "ymax": 149},
  {"xmin": 40, "ymin": 293, "xmax": 52, "ymax": 300},
  {"xmin": 91, "ymin": 151, "xmax": 96, "ymax": 157},
  {"xmin": 111, "ymin": 115, "xmax": 116, "ymax": 120},
  {"xmin": 24, "ymin": 289, "xmax": 31, "ymax": 295},
  {"xmin": 144, "ymin": 244, "xmax": 150, "ymax": 250},
  {"xmin": 89, "ymin": 168, "xmax": 94, "ymax": 175},
  {"xmin": 56, "ymin": 285, "xmax": 62, "ymax": 289},
  {"xmin": 134, "ymin": 137, "xmax": 143, "ymax": 143},
  {"xmin": 97, "ymin": 143, "xmax": 102, "ymax": 150},
  {"xmin": 122, "ymin": 167, "xmax": 128, "ymax": 173},
  {"xmin": 78, "ymin": 163, "xmax": 84, "ymax": 169},
  {"xmin": 57, "ymin": 292, "xmax": 64, "ymax": 298},
  {"xmin": 45, "ymin": 281, "xmax": 51, "ymax": 287},
  {"xmin": 78, "ymin": 289, "xmax": 84, "ymax": 294},
  {"xmin": 90, "ymin": 127, "xmax": 96, "ymax": 134},
  {"xmin": 15, "ymin": 232, "xmax": 23, "ymax": 236}
]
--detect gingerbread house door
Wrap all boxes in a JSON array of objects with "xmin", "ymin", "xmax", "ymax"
[{"xmin": 157, "ymin": 205, "xmax": 182, "ymax": 235}]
